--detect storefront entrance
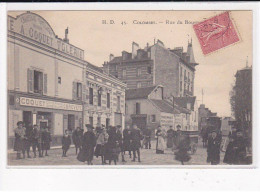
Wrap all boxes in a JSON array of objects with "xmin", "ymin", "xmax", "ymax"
[
  {"xmin": 23, "ymin": 111, "xmax": 32, "ymax": 129},
  {"xmin": 37, "ymin": 112, "xmax": 52, "ymax": 131},
  {"xmin": 68, "ymin": 114, "xmax": 75, "ymax": 131},
  {"xmin": 131, "ymin": 114, "xmax": 147, "ymax": 131}
]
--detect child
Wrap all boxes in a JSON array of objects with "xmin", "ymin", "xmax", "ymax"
[{"xmin": 62, "ymin": 130, "xmax": 71, "ymax": 157}]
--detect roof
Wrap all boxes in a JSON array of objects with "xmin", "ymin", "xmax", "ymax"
[
  {"xmin": 109, "ymin": 56, "xmax": 123, "ymax": 64},
  {"xmin": 126, "ymin": 86, "xmax": 157, "ymax": 100},
  {"xmin": 164, "ymin": 99, "xmax": 190, "ymax": 114},
  {"xmin": 150, "ymin": 99, "xmax": 180, "ymax": 114},
  {"xmin": 87, "ymin": 63, "xmax": 104, "ymax": 73},
  {"xmin": 174, "ymin": 96, "xmax": 196, "ymax": 111}
]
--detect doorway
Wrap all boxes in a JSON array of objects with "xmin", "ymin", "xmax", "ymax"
[
  {"xmin": 23, "ymin": 111, "xmax": 32, "ymax": 129},
  {"xmin": 68, "ymin": 114, "xmax": 75, "ymax": 132}
]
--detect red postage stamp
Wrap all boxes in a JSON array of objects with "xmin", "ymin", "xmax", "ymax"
[{"xmin": 193, "ymin": 11, "xmax": 240, "ymax": 55}]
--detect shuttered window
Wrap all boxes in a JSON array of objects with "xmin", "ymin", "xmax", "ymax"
[
  {"xmin": 107, "ymin": 93, "xmax": 110, "ymax": 108},
  {"xmin": 27, "ymin": 69, "xmax": 34, "ymax": 93},
  {"xmin": 136, "ymin": 102, "xmax": 141, "ymax": 114},
  {"xmin": 27, "ymin": 68, "xmax": 47, "ymax": 95},
  {"xmin": 89, "ymin": 88, "xmax": 93, "ymax": 105}
]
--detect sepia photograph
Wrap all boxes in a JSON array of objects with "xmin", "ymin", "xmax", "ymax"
[{"xmin": 6, "ymin": 9, "xmax": 253, "ymax": 167}]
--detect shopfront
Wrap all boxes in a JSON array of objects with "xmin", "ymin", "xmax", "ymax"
[{"xmin": 8, "ymin": 92, "xmax": 83, "ymax": 148}]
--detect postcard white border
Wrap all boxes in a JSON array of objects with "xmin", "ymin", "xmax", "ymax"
[{"xmin": 1, "ymin": 2, "xmax": 260, "ymax": 191}]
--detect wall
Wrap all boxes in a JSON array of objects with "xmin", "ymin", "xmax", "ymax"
[{"xmin": 151, "ymin": 44, "xmax": 180, "ymax": 98}]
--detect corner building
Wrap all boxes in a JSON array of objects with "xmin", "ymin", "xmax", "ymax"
[{"xmin": 7, "ymin": 12, "xmax": 126, "ymax": 148}]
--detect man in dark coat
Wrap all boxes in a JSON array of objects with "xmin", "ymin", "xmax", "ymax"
[
  {"xmin": 123, "ymin": 125, "xmax": 132, "ymax": 158},
  {"xmin": 116, "ymin": 125, "xmax": 126, "ymax": 162},
  {"xmin": 24, "ymin": 123, "xmax": 33, "ymax": 158},
  {"xmin": 72, "ymin": 127, "xmax": 84, "ymax": 154},
  {"xmin": 232, "ymin": 130, "xmax": 247, "ymax": 164},
  {"xmin": 31, "ymin": 124, "xmax": 41, "ymax": 158},
  {"xmin": 130, "ymin": 124, "xmax": 143, "ymax": 162},
  {"xmin": 62, "ymin": 130, "xmax": 71, "ymax": 157},
  {"xmin": 42, "ymin": 127, "xmax": 52, "ymax": 156},
  {"xmin": 207, "ymin": 130, "xmax": 221, "ymax": 165},
  {"xmin": 166, "ymin": 126, "xmax": 175, "ymax": 149},
  {"xmin": 143, "ymin": 127, "xmax": 152, "ymax": 149},
  {"xmin": 82, "ymin": 124, "xmax": 96, "ymax": 165}
]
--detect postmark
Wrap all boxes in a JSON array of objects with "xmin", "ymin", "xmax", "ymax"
[{"xmin": 193, "ymin": 11, "xmax": 240, "ymax": 55}]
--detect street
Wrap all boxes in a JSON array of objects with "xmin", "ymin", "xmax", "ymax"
[{"xmin": 8, "ymin": 138, "xmax": 226, "ymax": 166}]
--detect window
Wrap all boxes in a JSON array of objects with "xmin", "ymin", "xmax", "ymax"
[
  {"xmin": 98, "ymin": 89, "xmax": 102, "ymax": 106},
  {"xmin": 89, "ymin": 88, "xmax": 93, "ymax": 105},
  {"xmin": 34, "ymin": 70, "xmax": 43, "ymax": 94},
  {"xmin": 180, "ymin": 81, "xmax": 182, "ymax": 91},
  {"xmin": 58, "ymin": 76, "xmax": 61, "ymax": 84},
  {"xmin": 107, "ymin": 93, "xmax": 110, "ymax": 108},
  {"xmin": 76, "ymin": 82, "xmax": 82, "ymax": 100},
  {"xmin": 97, "ymin": 117, "xmax": 101, "ymax": 125},
  {"xmin": 117, "ymin": 96, "xmax": 120, "ymax": 111},
  {"xmin": 136, "ymin": 102, "xmax": 141, "ymax": 114},
  {"xmin": 147, "ymin": 66, "xmax": 152, "ymax": 74},
  {"xmin": 137, "ymin": 68, "xmax": 142, "ymax": 77},
  {"xmin": 106, "ymin": 118, "xmax": 110, "ymax": 128},
  {"xmin": 180, "ymin": 67, "xmax": 183, "ymax": 77},
  {"xmin": 122, "ymin": 70, "xmax": 126, "ymax": 78},
  {"xmin": 137, "ymin": 82, "xmax": 142, "ymax": 88},
  {"xmin": 151, "ymin": 115, "xmax": 156, "ymax": 122},
  {"xmin": 89, "ymin": 116, "xmax": 93, "ymax": 126}
]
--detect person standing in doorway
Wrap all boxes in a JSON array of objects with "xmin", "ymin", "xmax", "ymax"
[
  {"xmin": 94, "ymin": 126, "xmax": 108, "ymax": 165},
  {"xmin": 130, "ymin": 124, "xmax": 142, "ymax": 162},
  {"xmin": 62, "ymin": 130, "xmax": 71, "ymax": 157},
  {"xmin": 207, "ymin": 130, "xmax": 221, "ymax": 165},
  {"xmin": 13, "ymin": 121, "xmax": 26, "ymax": 160}
]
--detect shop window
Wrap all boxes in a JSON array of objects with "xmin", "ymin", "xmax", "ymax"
[
  {"xmin": 117, "ymin": 96, "xmax": 120, "ymax": 111},
  {"xmin": 89, "ymin": 88, "xmax": 93, "ymax": 105},
  {"xmin": 151, "ymin": 115, "xmax": 156, "ymax": 122},
  {"xmin": 89, "ymin": 116, "xmax": 93, "ymax": 126},
  {"xmin": 136, "ymin": 102, "xmax": 141, "ymax": 114},
  {"xmin": 107, "ymin": 93, "xmax": 110, "ymax": 108}
]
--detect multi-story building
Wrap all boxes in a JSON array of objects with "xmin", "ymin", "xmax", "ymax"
[
  {"xmin": 84, "ymin": 64, "xmax": 126, "ymax": 129},
  {"xmin": 7, "ymin": 12, "xmax": 126, "ymax": 148},
  {"xmin": 103, "ymin": 39, "xmax": 198, "ymax": 98}
]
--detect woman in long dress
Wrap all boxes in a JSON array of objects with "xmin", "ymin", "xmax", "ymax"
[
  {"xmin": 156, "ymin": 126, "xmax": 165, "ymax": 154},
  {"xmin": 175, "ymin": 132, "xmax": 191, "ymax": 165}
]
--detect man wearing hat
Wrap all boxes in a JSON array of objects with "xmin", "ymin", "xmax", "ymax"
[
  {"xmin": 82, "ymin": 124, "xmax": 96, "ymax": 165},
  {"xmin": 232, "ymin": 130, "xmax": 247, "ymax": 164},
  {"xmin": 207, "ymin": 130, "xmax": 221, "ymax": 165},
  {"xmin": 13, "ymin": 121, "xmax": 26, "ymax": 159}
]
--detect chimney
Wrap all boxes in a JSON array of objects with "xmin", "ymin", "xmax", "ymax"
[
  {"xmin": 144, "ymin": 43, "xmax": 149, "ymax": 51},
  {"xmin": 132, "ymin": 42, "xmax": 139, "ymax": 59},
  {"xmin": 63, "ymin": 27, "xmax": 69, "ymax": 43},
  {"xmin": 109, "ymin": 54, "xmax": 114, "ymax": 61}
]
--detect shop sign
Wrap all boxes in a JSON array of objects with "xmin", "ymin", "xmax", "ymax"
[
  {"xmin": 8, "ymin": 13, "xmax": 84, "ymax": 60},
  {"xmin": 160, "ymin": 113, "xmax": 174, "ymax": 127},
  {"xmin": 18, "ymin": 97, "xmax": 82, "ymax": 112}
]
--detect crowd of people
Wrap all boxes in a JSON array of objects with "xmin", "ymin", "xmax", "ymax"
[
  {"xmin": 13, "ymin": 121, "xmax": 52, "ymax": 159},
  {"xmin": 13, "ymin": 120, "xmax": 252, "ymax": 165}
]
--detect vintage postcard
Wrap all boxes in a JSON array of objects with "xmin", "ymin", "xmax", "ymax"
[{"xmin": 6, "ymin": 10, "xmax": 252, "ymax": 167}]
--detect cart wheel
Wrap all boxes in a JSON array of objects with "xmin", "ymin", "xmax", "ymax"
[{"xmin": 191, "ymin": 143, "xmax": 197, "ymax": 155}]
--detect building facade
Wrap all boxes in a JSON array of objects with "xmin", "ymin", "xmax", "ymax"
[
  {"xmin": 84, "ymin": 64, "xmax": 126, "ymax": 129},
  {"xmin": 103, "ymin": 39, "xmax": 198, "ymax": 98},
  {"xmin": 7, "ymin": 12, "xmax": 126, "ymax": 148},
  {"xmin": 198, "ymin": 104, "xmax": 217, "ymax": 132}
]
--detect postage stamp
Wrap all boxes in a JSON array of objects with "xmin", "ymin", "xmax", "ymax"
[{"xmin": 193, "ymin": 11, "xmax": 240, "ymax": 55}]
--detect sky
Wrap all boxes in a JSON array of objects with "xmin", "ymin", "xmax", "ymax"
[{"xmin": 8, "ymin": 11, "xmax": 252, "ymax": 117}]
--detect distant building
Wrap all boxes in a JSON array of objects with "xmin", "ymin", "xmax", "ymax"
[
  {"xmin": 125, "ymin": 85, "xmax": 198, "ymax": 137},
  {"xmin": 103, "ymin": 39, "xmax": 198, "ymax": 98},
  {"xmin": 221, "ymin": 117, "xmax": 235, "ymax": 136},
  {"xmin": 198, "ymin": 104, "xmax": 217, "ymax": 132}
]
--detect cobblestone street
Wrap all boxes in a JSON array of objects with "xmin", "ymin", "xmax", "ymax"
[{"xmin": 8, "ymin": 138, "xmax": 225, "ymax": 166}]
